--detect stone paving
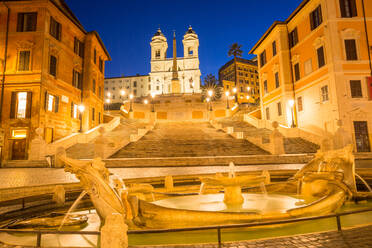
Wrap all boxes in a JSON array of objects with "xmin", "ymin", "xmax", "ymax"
[
  {"xmin": 130, "ymin": 224, "xmax": 372, "ymax": 248},
  {"xmin": 112, "ymin": 122, "xmax": 269, "ymax": 158}
]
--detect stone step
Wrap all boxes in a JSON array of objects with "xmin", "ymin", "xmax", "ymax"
[{"xmin": 3, "ymin": 160, "xmax": 49, "ymax": 168}]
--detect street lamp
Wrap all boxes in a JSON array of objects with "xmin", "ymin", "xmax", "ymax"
[
  {"xmin": 225, "ymin": 91, "xmax": 230, "ymax": 109},
  {"xmin": 207, "ymin": 90, "xmax": 213, "ymax": 111},
  {"xmin": 233, "ymin": 87, "xmax": 237, "ymax": 103},
  {"xmin": 151, "ymin": 92, "xmax": 156, "ymax": 112},
  {"xmin": 288, "ymin": 99, "xmax": 296, "ymax": 128},
  {"xmin": 206, "ymin": 97, "xmax": 210, "ymax": 111},
  {"xmin": 107, "ymin": 92, "xmax": 111, "ymax": 97},
  {"xmin": 78, "ymin": 104, "xmax": 85, "ymax": 132},
  {"xmin": 129, "ymin": 94, "xmax": 134, "ymax": 112},
  {"xmin": 120, "ymin": 90, "xmax": 126, "ymax": 97},
  {"xmin": 144, "ymin": 99, "xmax": 148, "ymax": 104}
]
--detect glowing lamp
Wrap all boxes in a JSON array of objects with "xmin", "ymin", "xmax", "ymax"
[
  {"xmin": 120, "ymin": 90, "xmax": 125, "ymax": 96},
  {"xmin": 107, "ymin": 92, "xmax": 111, "ymax": 97},
  {"xmin": 288, "ymin": 99, "xmax": 295, "ymax": 107},
  {"xmin": 225, "ymin": 91, "xmax": 230, "ymax": 97},
  {"xmin": 78, "ymin": 105, "xmax": 85, "ymax": 113},
  {"xmin": 233, "ymin": 87, "xmax": 237, "ymax": 93},
  {"xmin": 144, "ymin": 99, "xmax": 149, "ymax": 104},
  {"xmin": 129, "ymin": 94, "xmax": 134, "ymax": 100},
  {"xmin": 208, "ymin": 90, "xmax": 213, "ymax": 97}
]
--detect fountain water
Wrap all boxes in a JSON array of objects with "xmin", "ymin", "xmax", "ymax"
[
  {"xmin": 355, "ymin": 173, "xmax": 372, "ymax": 192},
  {"xmin": 58, "ymin": 190, "xmax": 87, "ymax": 230}
]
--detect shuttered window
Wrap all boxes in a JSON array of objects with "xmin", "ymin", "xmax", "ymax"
[
  {"xmin": 74, "ymin": 37, "xmax": 84, "ymax": 57},
  {"xmin": 50, "ymin": 17, "xmax": 61, "ymax": 40},
  {"xmin": 266, "ymin": 107, "xmax": 270, "ymax": 120},
  {"xmin": 99, "ymin": 58, "xmax": 104, "ymax": 72},
  {"xmin": 49, "ymin": 55, "xmax": 57, "ymax": 76},
  {"xmin": 321, "ymin": 85, "xmax": 329, "ymax": 102},
  {"xmin": 263, "ymin": 80, "xmax": 268, "ymax": 94},
  {"xmin": 72, "ymin": 70, "xmax": 83, "ymax": 89},
  {"xmin": 275, "ymin": 72, "xmax": 280, "ymax": 88},
  {"xmin": 260, "ymin": 50, "xmax": 267, "ymax": 67},
  {"xmin": 310, "ymin": 5, "xmax": 322, "ymax": 31},
  {"xmin": 294, "ymin": 63, "xmax": 300, "ymax": 81},
  {"xmin": 277, "ymin": 102, "xmax": 282, "ymax": 116},
  {"xmin": 272, "ymin": 41, "xmax": 277, "ymax": 56},
  {"xmin": 350, "ymin": 80, "xmax": 362, "ymax": 98},
  {"xmin": 44, "ymin": 91, "xmax": 59, "ymax": 113},
  {"xmin": 289, "ymin": 28, "xmax": 298, "ymax": 48},
  {"xmin": 93, "ymin": 49, "xmax": 97, "ymax": 64},
  {"xmin": 92, "ymin": 108, "xmax": 95, "ymax": 121},
  {"xmin": 18, "ymin": 51, "xmax": 30, "ymax": 71},
  {"xmin": 339, "ymin": 0, "xmax": 357, "ymax": 18},
  {"xmin": 345, "ymin": 39, "xmax": 358, "ymax": 60},
  {"xmin": 297, "ymin": 97, "xmax": 303, "ymax": 112},
  {"xmin": 10, "ymin": 91, "xmax": 32, "ymax": 119},
  {"xmin": 92, "ymin": 79, "xmax": 96, "ymax": 94},
  {"xmin": 17, "ymin": 12, "xmax": 37, "ymax": 32},
  {"xmin": 317, "ymin": 46, "xmax": 325, "ymax": 68}
]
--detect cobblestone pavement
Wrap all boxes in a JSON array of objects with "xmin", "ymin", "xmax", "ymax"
[{"xmin": 130, "ymin": 224, "xmax": 372, "ymax": 248}]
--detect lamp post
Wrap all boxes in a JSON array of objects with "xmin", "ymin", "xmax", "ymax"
[
  {"xmin": 78, "ymin": 104, "xmax": 85, "ymax": 133},
  {"xmin": 151, "ymin": 92, "xmax": 156, "ymax": 112},
  {"xmin": 207, "ymin": 90, "xmax": 213, "ymax": 111},
  {"xmin": 120, "ymin": 90, "xmax": 126, "ymax": 99},
  {"xmin": 129, "ymin": 94, "xmax": 134, "ymax": 112},
  {"xmin": 288, "ymin": 99, "xmax": 296, "ymax": 128},
  {"xmin": 206, "ymin": 97, "xmax": 210, "ymax": 111},
  {"xmin": 225, "ymin": 91, "xmax": 230, "ymax": 109}
]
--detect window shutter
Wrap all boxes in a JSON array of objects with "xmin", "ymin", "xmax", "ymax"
[
  {"xmin": 10, "ymin": 92, "xmax": 17, "ymax": 119},
  {"xmin": 350, "ymin": 0, "xmax": 357, "ymax": 17},
  {"xmin": 310, "ymin": 12, "xmax": 314, "ymax": 30},
  {"xmin": 17, "ymin": 13, "xmax": 24, "ymax": 32},
  {"xmin": 71, "ymin": 102, "xmax": 74, "ymax": 118},
  {"xmin": 26, "ymin": 92, "xmax": 32, "ymax": 118},
  {"xmin": 318, "ymin": 6, "xmax": 323, "ymax": 24},
  {"xmin": 44, "ymin": 91, "xmax": 48, "ymax": 110},
  {"xmin": 345, "ymin": 39, "xmax": 357, "ymax": 60},
  {"xmin": 54, "ymin": 96, "xmax": 59, "ymax": 113},
  {"xmin": 339, "ymin": 0, "xmax": 346, "ymax": 17}
]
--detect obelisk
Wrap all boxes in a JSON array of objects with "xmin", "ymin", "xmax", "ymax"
[{"xmin": 171, "ymin": 31, "xmax": 181, "ymax": 93}]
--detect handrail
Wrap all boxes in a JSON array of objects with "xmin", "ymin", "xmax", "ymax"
[{"xmin": 0, "ymin": 208, "xmax": 371, "ymax": 248}]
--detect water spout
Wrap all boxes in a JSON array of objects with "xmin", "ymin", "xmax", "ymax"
[
  {"xmin": 355, "ymin": 173, "xmax": 372, "ymax": 192},
  {"xmin": 260, "ymin": 182, "xmax": 267, "ymax": 197},
  {"xmin": 228, "ymin": 162, "xmax": 236, "ymax": 178},
  {"xmin": 58, "ymin": 190, "xmax": 87, "ymax": 230},
  {"xmin": 199, "ymin": 182, "xmax": 205, "ymax": 195}
]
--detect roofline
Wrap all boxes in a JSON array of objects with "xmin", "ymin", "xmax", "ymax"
[
  {"xmin": 218, "ymin": 57, "xmax": 258, "ymax": 74},
  {"xmin": 249, "ymin": 0, "xmax": 310, "ymax": 54},
  {"xmin": 89, "ymin": 31, "xmax": 111, "ymax": 61},
  {"xmin": 105, "ymin": 74, "xmax": 149, "ymax": 79}
]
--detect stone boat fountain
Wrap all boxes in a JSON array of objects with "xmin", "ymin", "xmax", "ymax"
[{"xmin": 56, "ymin": 144, "xmax": 371, "ymax": 229}]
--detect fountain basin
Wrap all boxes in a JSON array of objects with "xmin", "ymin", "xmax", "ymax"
[{"xmin": 152, "ymin": 193, "xmax": 301, "ymax": 213}]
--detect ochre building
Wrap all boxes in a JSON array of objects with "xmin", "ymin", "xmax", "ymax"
[
  {"xmin": 0, "ymin": 0, "xmax": 110, "ymax": 161},
  {"xmin": 218, "ymin": 58, "xmax": 259, "ymax": 104},
  {"xmin": 250, "ymin": 0, "xmax": 372, "ymax": 152}
]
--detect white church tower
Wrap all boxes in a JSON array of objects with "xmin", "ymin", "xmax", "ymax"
[{"xmin": 149, "ymin": 26, "xmax": 201, "ymax": 95}]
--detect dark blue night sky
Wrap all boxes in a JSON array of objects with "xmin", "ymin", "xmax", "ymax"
[{"xmin": 65, "ymin": 0, "xmax": 302, "ymax": 81}]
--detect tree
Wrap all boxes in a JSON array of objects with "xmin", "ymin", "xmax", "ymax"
[
  {"xmin": 228, "ymin": 43, "xmax": 243, "ymax": 102},
  {"xmin": 201, "ymin": 74, "xmax": 222, "ymax": 101}
]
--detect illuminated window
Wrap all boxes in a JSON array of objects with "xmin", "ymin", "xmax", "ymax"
[
  {"xmin": 10, "ymin": 91, "xmax": 32, "ymax": 119},
  {"xmin": 12, "ymin": 129, "xmax": 27, "ymax": 139},
  {"xmin": 17, "ymin": 92, "xmax": 27, "ymax": 118},
  {"xmin": 48, "ymin": 94, "xmax": 54, "ymax": 112},
  {"xmin": 45, "ymin": 92, "xmax": 59, "ymax": 113},
  {"xmin": 71, "ymin": 102, "xmax": 78, "ymax": 119}
]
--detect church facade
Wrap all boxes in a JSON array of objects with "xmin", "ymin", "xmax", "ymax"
[{"xmin": 149, "ymin": 27, "xmax": 201, "ymax": 95}]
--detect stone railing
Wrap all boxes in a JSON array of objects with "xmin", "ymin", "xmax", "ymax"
[
  {"xmin": 28, "ymin": 116, "xmax": 121, "ymax": 161},
  {"xmin": 243, "ymin": 113, "xmax": 322, "ymax": 146}
]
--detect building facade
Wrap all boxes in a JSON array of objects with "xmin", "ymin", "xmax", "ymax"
[
  {"xmin": 149, "ymin": 27, "xmax": 201, "ymax": 95},
  {"xmin": 104, "ymin": 75, "xmax": 150, "ymax": 103},
  {"xmin": 219, "ymin": 58, "xmax": 259, "ymax": 104},
  {"xmin": 250, "ymin": 0, "xmax": 372, "ymax": 152},
  {"xmin": 0, "ymin": 0, "xmax": 110, "ymax": 161}
]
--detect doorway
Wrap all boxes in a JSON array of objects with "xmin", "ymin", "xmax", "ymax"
[
  {"xmin": 354, "ymin": 121, "xmax": 371, "ymax": 152},
  {"xmin": 11, "ymin": 139, "xmax": 27, "ymax": 160}
]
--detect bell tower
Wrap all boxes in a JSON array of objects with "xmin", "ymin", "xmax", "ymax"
[
  {"xmin": 150, "ymin": 28, "xmax": 168, "ymax": 61},
  {"xmin": 182, "ymin": 26, "xmax": 199, "ymax": 58}
]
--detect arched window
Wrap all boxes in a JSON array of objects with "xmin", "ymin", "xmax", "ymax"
[
  {"xmin": 188, "ymin": 47, "xmax": 193, "ymax": 56},
  {"xmin": 155, "ymin": 50, "xmax": 160, "ymax": 58}
]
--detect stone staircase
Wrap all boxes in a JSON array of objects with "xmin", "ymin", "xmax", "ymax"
[
  {"xmin": 66, "ymin": 118, "xmax": 148, "ymax": 159},
  {"xmin": 216, "ymin": 111, "xmax": 319, "ymax": 154},
  {"xmin": 3, "ymin": 160, "xmax": 50, "ymax": 168},
  {"xmin": 111, "ymin": 122, "xmax": 269, "ymax": 158}
]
